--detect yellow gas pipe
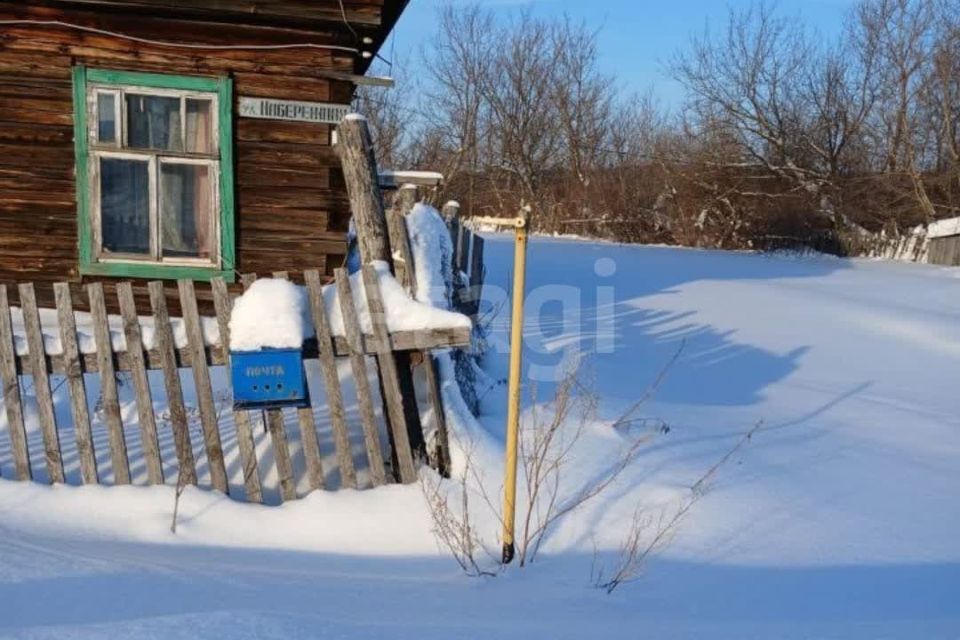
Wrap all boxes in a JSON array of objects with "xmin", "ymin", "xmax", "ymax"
[{"xmin": 471, "ymin": 206, "xmax": 530, "ymax": 564}]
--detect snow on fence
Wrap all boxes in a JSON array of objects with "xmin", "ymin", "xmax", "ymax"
[{"xmin": 0, "ymin": 116, "xmax": 489, "ymax": 506}]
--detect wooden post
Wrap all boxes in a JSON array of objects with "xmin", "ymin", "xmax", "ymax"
[
  {"xmin": 18, "ymin": 283, "xmax": 64, "ymax": 484},
  {"xmin": 178, "ymin": 279, "xmax": 229, "ymax": 495},
  {"xmin": 337, "ymin": 114, "xmax": 426, "ymax": 475},
  {"xmin": 54, "ymin": 282, "xmax": 98, "ymax": 484},
  {"xmin": 87, "ymin": 282, "xmax": 131, "ymax": 485},
  {"xmin": 397, "ymin": 183, "xmax": 419, "ymax": 212},
  {"xmin": 336, "ymin": 115, "xmax": 393, "ymax": 266},
  {"xmin": 210, "ymin": 277, "xmax": 264, "ymax": 504},
  {"xmin": 148, "ymin": 281, "xmax": 197, "ymax": 486},
  {"xmin": 387, "ymin": 185, "xmax": 419, "ymax": 292},
  {"xmin": 0, "ymin": 285, "xmax": 31, "ymax": 480},
  {"xmin": 116, "ymin": 283, "xmax": 163, "ymax": 485},
  {"xmin": 334, "ymin": 268, "xmax": 386, "ymax": 487}
]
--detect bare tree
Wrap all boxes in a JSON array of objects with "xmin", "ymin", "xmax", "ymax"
[
  {"xmin": 851, "ymin": 0, "xmax": 940, "ymax": 225},
  {"xmin": 353, "ymin": 59, "xmax": 415, "ymax": 169},
  {"xmin": 417, "ymin": 3, "xmax": 495, "ymax": 211},
  {"xmin": 402, "ymin": 0, "xmax": 958, "ymax": 254},
  {"xmin": 671, "ymin": 4, "xmax": 829, "ymax": 206}
]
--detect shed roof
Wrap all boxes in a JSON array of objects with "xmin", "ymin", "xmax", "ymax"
[{"xmin": 928, "ymin": 216, "xmax": 960, "ymax": 239}]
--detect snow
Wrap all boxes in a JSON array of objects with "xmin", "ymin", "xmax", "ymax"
[
  {"xmin": 321, "ymin": 261, "xmax": 470, "ymax": 336},
  {"xmin": 1, "ymin": 236, "xmax": 958, "ymax": 638},
  {"xmin": 378, "ymin": 170, "xmax": 444, "ymax": 186},
  {"xmin": 927, "ymin": 215, "xmax": 960, "ymax": 239},
  {"xmin": 228, "ymin": 278, "xmax": 309, "ymax": 351},
  {"xmin": 8, "ymin": 307, "xmax": 219, "ymax": 356},
  {"xmin": 406, "ymin": 203, "xmax": 455, "ymax": 309},
  {"xmin": 228, "ymin": 268, "xmax": 468, "ymax": 351}
]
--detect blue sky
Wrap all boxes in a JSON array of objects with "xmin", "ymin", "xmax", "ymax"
[{"xmin": 385, "ymin": 0, "xmax": 859, "ymax": 106}]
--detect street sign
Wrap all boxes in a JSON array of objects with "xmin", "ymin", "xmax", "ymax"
[{"xmin": 238, "ymin": 97, "xmax": 348, "ymax": 124}]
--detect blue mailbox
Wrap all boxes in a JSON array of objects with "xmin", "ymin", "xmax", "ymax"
[{"xmin": 230, "ymin": 347, "xmax": 308, "ymax": 410}]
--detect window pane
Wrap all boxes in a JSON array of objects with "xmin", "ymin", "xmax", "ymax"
[
  {"xmin": 96, "ymin": 93, "xmax": 116, "ymax": 143},
  {"xmin": 185, "ymin": 99, "xmax": 213, "ymax": 153},
  {"xmin": 100, "ymin": 158, "xmax": 150, "ymax": 255},
  {"xmin": 160, "ymin": 163, "xmax": 213, "ymax": 260},
  {"xmin": 126, "ymin": 94, "xmax": 182, "ymax": 151}
]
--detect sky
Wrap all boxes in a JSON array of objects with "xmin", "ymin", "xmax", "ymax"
[{"xmin": 384, "ymin": 0, "xmax": 859, "ymax": 107}]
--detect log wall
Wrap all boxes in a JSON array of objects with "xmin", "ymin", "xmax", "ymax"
[{"xmin": 0, "ymin": 1, "xmax": 382, "ymax": 310}]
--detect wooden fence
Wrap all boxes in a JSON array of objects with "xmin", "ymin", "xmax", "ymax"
[
  {"xmin": 0, "ymin": 208, "xmax": 486, "ymax": 506},
  {"xmin": 0, "ymin": 258, "xmax": 478, "ymax": 504},
  {"xmin": 0, "ymin": 117, "xmax": 488, "ymax": 506},
  {"xmin": 446, "ymin": 203, "xmax": 486, "ymax": 321}
]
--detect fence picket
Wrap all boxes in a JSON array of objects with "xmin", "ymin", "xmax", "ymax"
[
  {"xmin": 449, "ymin": 219, "xmax": 462, "ymax": 273},
  {"xmin": 422, "ymin": 354, "xmax": 451, "ymax": 476},
  {"xmin": 468, "ymin": 234, "xmax": 485, "ymax": 319},
  {"xmin": 334, "ymin": 269, "xmax": 386, "ymax": 487},
  {"xmin": 211, "ymin": 278, "xmax": 263, "ymax": 503},
  {"xmin": 268, "ymin": 270, "xmax": 327, "ymax": 494},
  {"xmin": 243, "ymin": 273, "xmax": 295, "ymax": 501},
  {"xmin": 238, "ymin": 274, "xmax": 268, "ymax": 437},
  {"xmin": 148, "ymin": 281, "xmax": 197, "ymax": 486},
  {"xmin": 177, "ymin": 280, "xmax": 229, "ymax": 494},
  {"xmin": 305, "ymin": 269, "xmax": 356, "ymax": 489},
  {"xmin": 87, "ymin": 282, "xmax": 131, "ymax": 484},
  {"xmin": 116, "ymin": 283, "xmax": 163, "ymax": 485},
  {"xmin": 457, "ymin": 228, "xmax": 472, "ymax": 274},
  {"xmin": 267, "ymin": 409, "xmax": 297, "ymax": 502},
  {"xmin": 0, "ymin": 285, "xmax": 31, "ymax": 480},
  {"xmin": 361, "ymin": 265, "xmax": 417, "ymax": 483},
  {"xmin": 18, "ymin": 283, "xmax": 64, "ymax": 483},
  {"xmin": 53, "ymin": 282, "xmax": 98, "ymax": 484}
]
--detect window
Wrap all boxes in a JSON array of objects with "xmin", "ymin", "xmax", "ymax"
[{"xmin": 72, "ymin": 67, "xmax": 235, "ymax": 281}]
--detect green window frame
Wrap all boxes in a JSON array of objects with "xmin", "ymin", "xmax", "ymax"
[{"xmin": 72, "ymin": 66, "xmax": 235, "ymax": 282}]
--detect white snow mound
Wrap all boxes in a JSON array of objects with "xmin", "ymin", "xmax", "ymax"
[
  {"xmin": 228, "ymin": 266, "xmax": 471, "ymax": 351},
  {"xmin": 322, "ymin": 261, "xmax": 471, "ymax": 336},
  {"xmin": 229, "ymin": 278, "xmax": 309, "ymax": 351}
]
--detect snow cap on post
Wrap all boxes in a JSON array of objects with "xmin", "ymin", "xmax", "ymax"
[{"xmin": 442, "ymin": 201, "xmax": 460, "ymax": 221}]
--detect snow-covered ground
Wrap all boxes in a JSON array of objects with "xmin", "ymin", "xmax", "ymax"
[{"xmin": 1, "ymin": 235, "xmax": 958, "ymax": 638}]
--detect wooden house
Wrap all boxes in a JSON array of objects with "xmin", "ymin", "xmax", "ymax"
[{"xmin": 0, "ymin": 0, "xmax": 407, "ymax": 309}]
